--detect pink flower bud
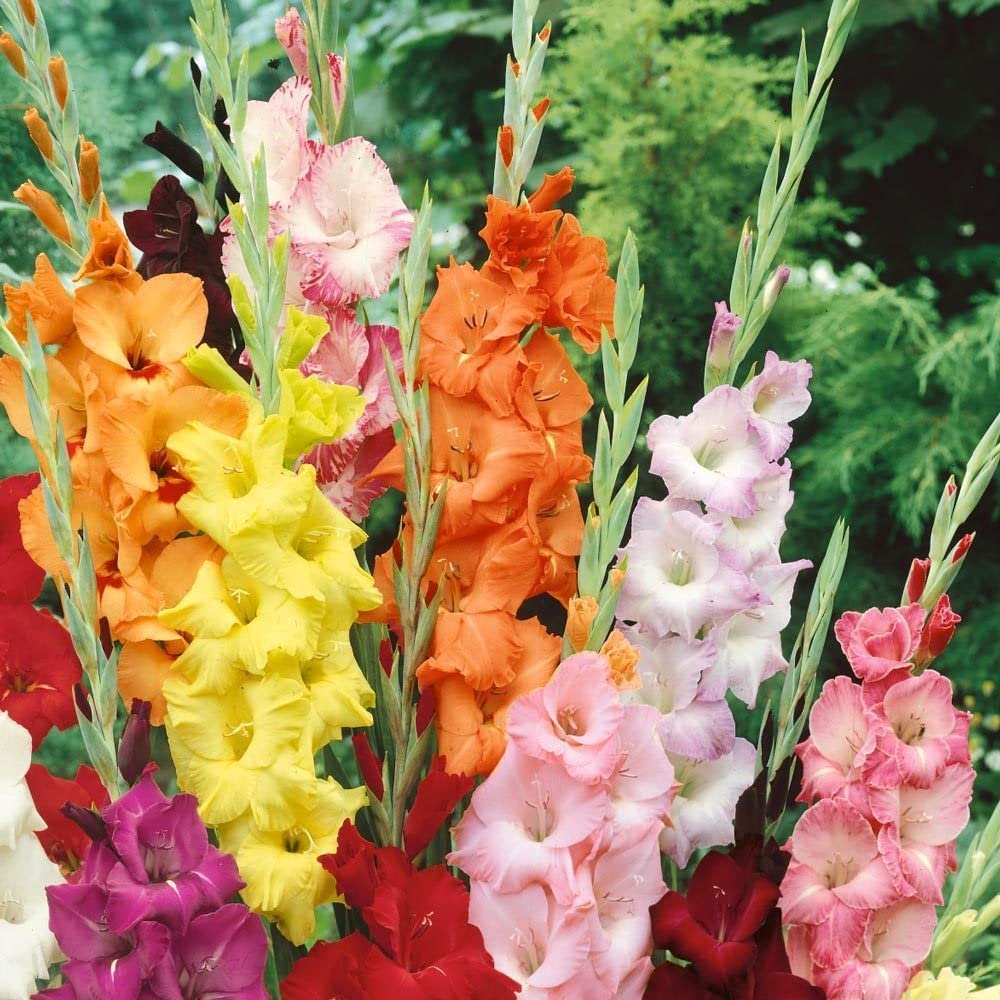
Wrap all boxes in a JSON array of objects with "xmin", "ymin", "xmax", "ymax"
[
  {"xmin": 275, "ymin": 9, "xmax": 309, "ymax": 76},
  {"xmin": 952, "ymin": 532, "xmax": 974, "ymax": 563},
  {"xmin": 917, "ymin": 594, "xmax": 961, "ymax": 664},
  {"xmin": 763, "ymin": 265, "xmax": 791, "ymax": 313},
  {"xmin": 706, "ymin": 301, "xmax": 742, "ymax": 371},
  {"xmin": 118, "ymin": 699, "xmax": 152, "ymax": 785},
  {"xmin": 327, "ymin": 52, "xmax": 347, "ymax": 120},
  {"xmin": 352, "ymin": 731, "xmax": 384, "ymax": 800},
  {"xmin": 905, "ymin": 557, "xmax": 931, "ymax": 603}
]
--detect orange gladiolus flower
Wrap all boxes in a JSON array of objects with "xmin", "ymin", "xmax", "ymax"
[
  {"xmin": 419, "ymin": 261, "xmax": 544, "ymax": 413},
  {"xmin": 73, "ymin": 272, "xmax": 207, "ymax": 389},
  {"xmin": 480, "ymin": 195, "xmax": 561, "ymax": 291},
  {"xmin": 3, "ymin": 253, "xmax": 74, "ymax": 346},
  {"xmin": 527, "ymin": 166, "xmax": 575, "ymax": 212},
  {"xmin": 514, "ymin": 328, "xmax": 593, "ymax": 431},
  {"xmin": 75, "ymin": 198, "xmax": 137, "ymax": 285},
  {"xmin": 538, "ymin": 214, "xmax": 616, "ymax": 354}
]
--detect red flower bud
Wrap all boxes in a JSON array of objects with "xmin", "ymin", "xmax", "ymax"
[
  {"xmin": 498, "ymin": 125, "xmax": 514, "ymax": 168},
  {"xmin": 532, "ymin": 97, "xmax": 550, "ymax": 122},
  {"xmin": 73, "ymin": 682, "xmax": 92, "ymax": 722},
  {"xmin": 905, "ymin": 557, "xmax": 931, "ymax": 603},
  {"xmin": 952, "ymin": 532, "xmax": 974, "ymax": 564},
  {"xmin": 402, "ymin": 756, "xmax": 473, "ymax": 860},
  {"xmin": 415, "ymin": 685, "xmax": 436, "ymax": 737},
  {"xmin": 352, "ymin": 731, "xmax": 384, "ymax": 801},
  {"xmin": 378, "ymin": 637, "xmax": 394, "ymax": 677},
  {"xmin": 917, "ymin": 594, "xmax": 961, "ymax": 664},
  {"xmin": 117, "ymin": 698, "xmax": 152, "ymax": 785}
]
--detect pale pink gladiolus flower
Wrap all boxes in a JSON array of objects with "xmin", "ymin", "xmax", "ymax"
[
  {"xmin": 741, "ymin": 350, "xmax": 812, "ymax": 461},
  {"xmin": 715, "ymin": 460, "xmax": 794, "ymax": 571},
  {"xmin": 780, "ymin": 798, "xmax": 899, "ymax": 970},
  {"xmin": 506, "ymin": 652, "xmax": 624, "ymax": 784},
  {"xmin": 647, "ymin": 386, "xmax": 770, "ymax": 517}
]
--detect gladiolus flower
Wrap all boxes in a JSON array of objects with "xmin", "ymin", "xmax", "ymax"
[
  {"xmin": 74, "ymin": 196, "xmax": 137, "ymax": 283},
  {"xmin": 741, "ymin": 351, "xmax": 812, "ymax": 462},
  {"xmin": 0, "ymin": 473, "xmax": 44, "ymax": 601},
  {"xmin": 834, "ymin": 603, "xmax": 926, "ymax": 682},
  {"xmin": 25, "ymin": 763, "xmax": 107, "ymax": 875},
  {"xmin": 3, "ymin": 254, "xmax": 74, "ymax": 347},
  {"xmin": 916, "ymin": 594, "xmax": 961, "ymax": 665},
  {"xmin": 402, "ymin": 755, "xmax": 473, "ymax": 860}
]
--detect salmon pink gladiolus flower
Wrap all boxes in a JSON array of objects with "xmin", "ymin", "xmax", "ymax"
[{"xmin": 834, "ymin": 603, "xmax": 926, "ymax": 682}]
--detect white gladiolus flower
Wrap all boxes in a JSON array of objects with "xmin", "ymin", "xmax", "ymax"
[{"xmin": 0, "ymin": 712, "xmax": 43, "ymax": 848}]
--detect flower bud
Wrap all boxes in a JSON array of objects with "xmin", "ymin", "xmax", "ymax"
[
  {"xmin": 142, "ymin": 121, "xmax": 205, "ymax": 182},
  {"xmin": 275, "ymin": 8, "xmax": 309, "ymax": 75},
  {"xmin": 49, "ymin": 56, "xmax": 68, "ymax": 109},
  {"xmin": 916, "ymin": 594, "xmax": 961, "ymax": 666},
  {"xmin": 952, "ymin": 532, "xmax": 974, "ymax": 564},
  {"xmin": 762, "ymin": 264, "xmax": 791, "ymax": 313},
  {"xmin": 498, "ymin": 125, "xmax": 514, "ymax": 168},
  {"xmin": 73, "ymin": 682, "xmax": 92, "ymax": 722},
  {"xmin": 416, "ymin": 686, "xmax": 436, "ymax": 737},
  {"xmin": 599, "ymin": 629, "xmax": 641, "ymax": 690},
  {"xmin": 328, "ymin": 52, "xmax": 347, "ymax": 121},
  {"xmin": 905, "ymin": 556, "xmax": 931, "ymax": 603},
  {"xmin": 706, "ymin": 300, "xmax": 742, "ymax": 372},
  {"xmin": 610, "ymin": 567, "xmax": 625, "ymax": 590},
  {"xmin": 78, "ymin": 137, "xmax": 101, "ymax": 203},
  {"xmin": 23, "ymin": 107, "xmax": 53, "ymax": 161},
  {"xmin": 930, "ymin": 909, "xmax": 978, "ymax": 969},
  {"xmin": 18, "ymin": 0, "xmax": 36, "ymax": 26},
  {"xmin": 532, "ymin": 97, "xmax": 550, "ymax": 123},
  {"xmin": 226, "ymin": 273, "xmax": 256, "ymax": 332},
  {"xmin": 351, "ymin": 732, "xmax": 384, "ymax": 800},
  {"xmin": 60, "ymin": 802, "xmax": 107, "ymax": 844},
  {"xmin": 0, "ymin": 33, "xmax": 27, "ymax": 77},
  {"xmin": 378, "ymin": 637, "xmax": 394, "ymax": 677},
  {"xmin": 566, "ymin": 595, "xmax": 599, "ymax": 653},
  {"xmin": 117, "ymin": 698, "xmax": 152, "ymax": 785},
  {"xmin": 14, "ymin": 181, "xmax": 71, "ymax": 244}
]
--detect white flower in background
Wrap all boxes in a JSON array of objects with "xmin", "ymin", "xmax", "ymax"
[{"xmin": 0, "ymin": 711, "xmax": 64, "ymax": 999}]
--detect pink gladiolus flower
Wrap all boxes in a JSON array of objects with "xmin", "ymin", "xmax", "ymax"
[
  {"xmin": 237, "ymin": 76, "xmax": 312, "ymax": 206},
  {"xmin": 448, "ymin": 745, "xmax": 606, "ymax": 901},
  {"xmin": 647, "ymin": 386, "xmax": 771, "ymax": 517},
  {"xmin": 617, "ymin": 498, "xmax": 759, "ymax": 640},
  {"xmin": 506, "ymin": 652, "xmax": 624, "ymax": 783},
  {"xmin": 780, "ymin": 798, "xmax": 898, "ymax": 970},
  {"xmin": 741, "ymin": 350, "xmax": 812, "ymax": 461},
  {"xmin": 834, "ymin": 603, "xmax": 926, "ymax": 682},
  {"xmin": 815, "ymin": 899, "xmax": 936, "ymax": 1000},
  {"xmin": 715, "ymin": 461, "xmax": 794, "ymax": 571},
  {"xmin": 796, "ymin": 675, "xmax": 873, "ymax": 802},
  {"xmin": 275, "ymin": 9, "xmax": 309, "ymax": 75},
  {"xmin": 870, "ymin": 763, "xmax": 974, "ymax": 903},
  {"xmin": 862, "ymin": 669, "xmax": 971, "ymax": 789},
  {"xmin": 660, "ymin": 739, "xmax": 756, "ymax": 867},
  {"xmin": 915, "ymin": 594, "xmax": 961, "ymax": 665},
  {"xmin": 285, "ymin": 136, "xmax": 413, "ymax": 306}
]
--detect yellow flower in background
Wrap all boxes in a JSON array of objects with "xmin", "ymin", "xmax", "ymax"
[
  {"xmin": 904, "ymin": 968, "xmax": 1000, "ymax": 999},
  {"xmin": 160, "ymin": 555, "xmax": 325, "ymax": 692},
  {"xmin": 218, "ymin": 777, "xmax": 367, "ymax": 946},
  {"xmin": 275, "ymin": 631, "xmax": 375, "ymax": 751},
  {"xmin": 164, "ymin": 672, "xmax": 316, "ymax": 829}
]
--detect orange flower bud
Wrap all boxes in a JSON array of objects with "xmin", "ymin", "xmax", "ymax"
[
  {"xmin": 538, "ymin": 22, "xmax": 552, "ymax": 42},
  {"xmin": 0, "ymin": 33, "xmax": 26, "ymax": 77},
  {"xmin": 509, "ymin": 57, "xmax": 520, "ymax": 78},
  {"xmin": 610, "ymin": 567, "xmax": 625, "ymax": 590},
  {"xmin": 18, "ymin": 0, "xmax": 36, "ymax": 26},
  {"xmin": 599, "ymin": 629, "xmax": 641, "ymax": 690},
  {"xmin": 78, "ymin": 137, "xmax": 100, "ymax": 202},
  {"xmin": 23, "ymin": 107, "xmax": 53, "ymax": 161},
  {"xmin": 532, "ymin": 97, "xmax": 550, "ymax": 123},
  {"xmin": 49, "ymin": 56, "xmax": 68, "ymax": 109},
  {"xmin": 498, "ymin": 125, "xmax": 514, "ymax": 168},
  {"xmin": 14, "ymin": 181, "xmax": 71, "ymax": 244},
  {"xmin": 566, "ymin": 595, "xmax": 599, "ymax": 653}
]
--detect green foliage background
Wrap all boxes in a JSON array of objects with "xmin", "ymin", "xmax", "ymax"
[{"xmin": 0, "ymin": 0, "xmax": 997, "ymax": 977}]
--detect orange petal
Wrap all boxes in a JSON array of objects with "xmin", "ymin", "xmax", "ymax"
[
  {"xmin": 130, "ymin": 274, "xmax": 207, "ymax": 365},
  {"xmin": 118, "ymin": 640, "xmax": 175, "ymax": 725}
]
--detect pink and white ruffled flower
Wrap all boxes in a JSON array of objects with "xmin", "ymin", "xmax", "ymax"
[
  {"xmin": 834, "ymin": 604, "xmax": 926, "ymax": 682},
  {"xmin": 861, "ymin": 669, "xmax": 971, "ymax": 789},
  {"xmin": 646, "ymin": 386, "xmax": 770, "ymax": 517},
  {"xmin": 869, "ymin": 763, "xmax": 973, "ymax": 904},
  {"xmin": 659, "ymin": 739, "xmax": 756, "ymax": 867},
  {"xmin": 281, "ymin": 136, "xmax": 413, "ymax": 306},
  {"xmin": 814, "ymin": 899, "xmax": 936, "ymax": 1000},
  {"xmin": 617, "ymin": 498, "xmax": 759, "ymax": 640},
  {"xmin": 740, "ymin": 350, "xmax": 812, "ymax": 461},
  {"xmin": 506, "ymin": 652, "xmax": 624, "ymax": 784},
  {"xmin": 797, "ymin": 675, "xmax": 874, "ymax": 802},
  {"xmin": 780, "ymin": 798, "xmax": 899, "ymax": 970},
  {"xmin": 715, "ymin": 461, "xmax": 794, "ymax": 571},
  {"xmin": 710, "ymin": 557, "xmax": 811, "ymax": 708}
]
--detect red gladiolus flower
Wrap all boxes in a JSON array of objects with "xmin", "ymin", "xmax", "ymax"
[
  {"xmin": 0, "ymin": 603, "xmax": 81, "ymax": 748},
  {"xmin": 0, "ymin": 472, "xmax": 44, "ymax": 603},
  {"xmin": 289, "ymin": 823, "xmax": 518, "ymax": 999},
  {"xmin": 25, "ymin": 763, "xmax": 108, "ymax": 875},
  {"xmin": 650, "ymin": 850, "xmax": 780, "ymax": 989},
  {"xmin": 402, "ymin": 755, "xmax": 473, "ymax": 860}
]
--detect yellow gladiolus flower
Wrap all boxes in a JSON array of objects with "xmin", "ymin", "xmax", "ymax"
[
  {"xmin": 904, "ymin": 968, "xmax": 1000, "ymax": 998},
  {"xmin": 226, "ymin": 481, "xmax": 382, "ymax": 617},
  {"xmin": 278, "ymin": 366, "xmax": 363, "ymax": 462},
  {"xmin": 218, "ymin": 776, "xmax": 367, "ymax": 946},
  {"xmin": 275, "ymin": 630, "xmax": 376, "ymax": 750},
  {"xmin": 160, "ymin": 555, "xmax": 326, "ymax": 692},
  {"xmin": 164, "ymin": 672, "xmax": 316, "ymax": 830}
]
